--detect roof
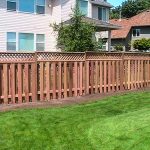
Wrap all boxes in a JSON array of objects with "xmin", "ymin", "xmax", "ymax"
[
  {"xmin": 63, "ymin": 17, "xmax": 121, "ymax": 31},
  {"xmin": 91, "ymin": 0, "xmax": 113, "ymax": 8},
  {"xmin": 110, "ymin": 10, "xmax": 150, "ymax": 39}
]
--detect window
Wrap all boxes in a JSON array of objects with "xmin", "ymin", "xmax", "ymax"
[
  {"xmin": 79, "ymin": 0, "xmax": 88, "ymax": 16},
  {"xmin": 7, "ymin": 32, "xmax": 16, "ymax": 51},
  {"xmin": 19, "ymin": 0, "xmax": 35, "ymax": 13},
  {"xmin": 36, "ymin": 34, "xmax": 45, "ymax": 51},
  {"xmin": 36, "ymin": 0, "xmax": 45, "ymax": 14},
  {"xmin": 98, "ymin": 7, "xmax": 109, "ymax": 22},
  {"xmin": 19, "ymin": 33, "xmax": 34, "ymax": 51},
  {"xmin": 7, "ymin": 0, "xmax": 16, "ymax": 11},
  {"xmin": 133, "ymin": 29, "xmax": 140, "ymax": 37},
  {"xmin": 98, "ymin": 7, "xmax": 102, "ymax": 20}
]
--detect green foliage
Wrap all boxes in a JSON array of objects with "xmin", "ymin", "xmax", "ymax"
[
  {"xmin": 114, "ymin": 44, "xmax": 124, "ymax": 51},
  {"xmin": 51, "ymin": 6, "xmax": 98, "ymax": 52},
  {"xmin": 0, "ymin": 92, "xmax": 150, "ymax": 149},
  {"xmin": 133, "ymin": 38, "xmax": 150, "ymax": 51},
  {"xmin": 110, "ymin": 0, "xmax": 150, "ymax": 19}
]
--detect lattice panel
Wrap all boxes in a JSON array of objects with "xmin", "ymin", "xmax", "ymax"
[
  {"xmin": 37, "ymin": 52, "xmax": 85, "ymax": 61},
  {"xmin": 0, "ymin": 53, "xmax": 35, "ymax": 62},
  {"xmin": 86, "ymin": 52, "xmax": 123, "ymax": 60},
  {"xmin": 124, "ymin": 53, "xmax": 150, "ymax": 60}
]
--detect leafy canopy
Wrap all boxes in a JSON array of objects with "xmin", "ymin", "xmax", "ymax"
[
  {"xmin": 110, "ymin": 0, "xmax": 150, "ymax": 19},
  {"xmin": 52, "ymin": 5, "xmax": 98, "ymax": 52}
]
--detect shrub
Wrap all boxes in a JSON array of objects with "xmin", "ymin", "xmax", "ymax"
[
  {"xmin": 114, "ymin": 44, "xmax": 124, "ymax": 51},
  {"xmin": 133, "ymin": 38, "xmax": 150, "ymax": 51}
]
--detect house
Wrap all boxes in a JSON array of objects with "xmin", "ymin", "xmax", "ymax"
[
  {"xmin": 0, "ymin": 0, "xmax": 120, "ymax": 52},
  {"xmin": 110, "ymin": 10, "xmax": 150, "ymax": 51}
]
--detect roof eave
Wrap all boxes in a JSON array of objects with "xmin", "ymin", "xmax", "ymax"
[{"xmin": 90, "ymin": 1, "xmax": 113, "ymax": 8}]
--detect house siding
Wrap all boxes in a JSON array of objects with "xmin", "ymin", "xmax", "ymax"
[
  {"xmin": 0, "ymin": 0, "xmax": 60, "ymax": 52},
  {"xmin": 61, "ymin": 0, "xmax": 76, "ymax": 21}
]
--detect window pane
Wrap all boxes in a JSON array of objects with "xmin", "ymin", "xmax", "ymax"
[
  {"xmin": 133, "ymin": 29, "xmax": 136, "ymax": 36},
  {"xmin": 98, "ymin": 7, "xmax": 102, "ymax": 20},
  {"xmin": 37, "ymin": 0, "xmax": 45, "ymax": 6},
  {"xmin": 103, "ymin": 8, "xmax": 106, "ymax": 21},
  {"xmin": 79, "ymin": 0, "xmax": 88, "ymax": 16},
  {"xmin": 7, "ymin": 1, "xmax": 16, "ymax": 11},
  {"xmin": 36, "ymin": 34, "xmax": 45, "ymax": 43},
  {"xmin": 19, "ymin": 33, "xmax": 34, "ymax": 51},
  {"xmin": 19, "ymin": 0, "xmax": 35, "ymax": 13},
  {"xmin": 7, "ymin": 42, "xmax": 16, "ymax": 51},
  {"xmin": 36, "ymin": 43, "xmax": 44, "ymax": 51},
  {"xmin": 137, "ymin": 29, "xmax": 140, "ymax": 36},
  {"xmin": 7, "ymin": 32, "xmax": 16, "ymax": 42},
  {"xmin": 36, "ymin": 6, "xmax": 45, "ymax": 14}
]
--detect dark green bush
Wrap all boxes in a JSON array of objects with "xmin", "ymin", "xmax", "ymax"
[
  {"xmin": 133, "ymin": 38, "xmax": 150, "ymax": 51},
  {"xmin": 114, "ymin": 44, "xmax": 124, "ymax": 51}
]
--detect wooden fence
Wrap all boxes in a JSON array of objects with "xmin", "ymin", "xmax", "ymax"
[{"xmin": 0, "ymin": 52, "xmax": 150, "ymax": 105}]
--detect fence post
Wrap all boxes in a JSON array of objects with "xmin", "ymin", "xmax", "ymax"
[
  {"xmin": 120, "ymin": 53, "xmax": 124, "ymax": 91},
  {"xmin": 32, "ymin": 52, "xmax": 38, "ymax": 102}
]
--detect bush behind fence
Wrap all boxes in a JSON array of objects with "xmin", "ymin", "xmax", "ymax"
[{"xmin": 0, "ymin": 52, "xmax": 150, "ymax": 105}]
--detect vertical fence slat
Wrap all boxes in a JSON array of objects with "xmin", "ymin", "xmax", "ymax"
[
  {"xmin": 69, "ymin": 62, "xmax": 73, "ymax": 97},
  {"xmin": 10, "ymin": 64, "xmax": 15, "ymax": 103},
  {"xmin": 74, "ymin": 62, "xmax": 78, "ymax": 96},
  {"xmin": 141, "ymin": 60, "xmax": 144, "ymax": 88},
  {"xmin": 108, "ymin": 61, "xmax": 111, "ymax": 92},
  {"xmin": 104, "ymin": 61, "xmax": 107, "ymax": 93},
  {"xmin": 112, "ymin": 61, "xmax": 115, "ymax": 92},
  {"xmin": 53, "ymin": 62, "xmax": 56, "ymax": 99},
  {"xmin": 80, "ymin": 62, "xmax": 83, "ymax": 96},
  {"xmin": 25, "ymin": 64, "xmax": 29, "ymax": 102},
  {"xmin": 99, "ymin": 61, "xmax": 103, "ymax": 93},
  {"xmin": 90, "ymin": 61, "xmax": 94, "ymax": 94},
  {"xmin": 18, "ymin": 64, "xmax": 22, "ymax": 103},
  {"xmin": 116, "ymin": 61, "xmax": 119, "ymax": 91},
  {"xmin": 3, "ymin": 64, "xmax": 8, "ymax": 104},
  {"xmin": 137, "ymin": 60, "xmax": 140, "ymax": 88},
  {"xmin": 86, "ymin": 61, "xmax": 89, "ymax": 94},
  {"xmin": 31, "ymin": 62, "xmax": 37, "ymax": 102},
  {"xmin": 127, "ymin": 60, "xmax": 131, "ymax": 89},
  {"xmin": 46, "ymin": 62, "xmax": 50, "ymax": 100},
  {"xmin": 40, "ymin": 62, "xmax": 44, "ymax": 101},
  {"xmin": 58, "ymin": 62, "xmax": 62, "ymax": 99},
  {"xmin": 64, "ymin": 62, "xmax": 67, "ymax": 98}
]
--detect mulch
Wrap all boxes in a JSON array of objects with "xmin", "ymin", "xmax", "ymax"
[{"xmin": 0, "ymin": 88, "xmax": 149, "ymax": 112}]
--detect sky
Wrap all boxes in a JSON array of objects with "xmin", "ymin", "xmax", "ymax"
[{"xmin": 108, "ymin": 0, "xmax": 125, "ymax": 7}]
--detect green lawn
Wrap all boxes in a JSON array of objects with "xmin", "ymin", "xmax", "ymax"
[{"xmin": 0, "ymin": 92, "xmax": 150, "ymax": 150}]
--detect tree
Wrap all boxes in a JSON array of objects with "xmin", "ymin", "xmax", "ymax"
[
  {"xmin": 51, "ymin": 5, "xmax": 98, "ymax": 52},
  {"xmin": 110, "ymin": 0, "xmax": 150, "ymax": 19}
]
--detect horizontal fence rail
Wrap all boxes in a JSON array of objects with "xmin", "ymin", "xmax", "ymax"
[{"xmin": 0, "ymin": 52, "xmax": 150, "ymax": 105}]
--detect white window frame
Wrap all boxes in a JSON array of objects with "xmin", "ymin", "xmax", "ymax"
[
  {"xmin": 6, "ymin": 0, "xmax": 46, "ymax": 15},
  {"xmin": 6, "ymin": 32, "xmax": 45, "ymax": 52},
  {"xmin": 98, "ymin": 7, "xmax": 109, "ymax": 22}
]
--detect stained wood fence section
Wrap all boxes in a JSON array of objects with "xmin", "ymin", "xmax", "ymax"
[{"xmin": 0, "ymin": 52, "xmax": 150, "ymax": 105}]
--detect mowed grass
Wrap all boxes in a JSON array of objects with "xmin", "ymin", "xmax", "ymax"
[{"xmin": 0, "ymin": 92, "xmax": 150, "ymax": 150}]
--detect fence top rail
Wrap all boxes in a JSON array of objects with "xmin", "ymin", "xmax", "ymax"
[{"xmin": 0, "ymin": 51, "xmax": 150, "ymax": 54}]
